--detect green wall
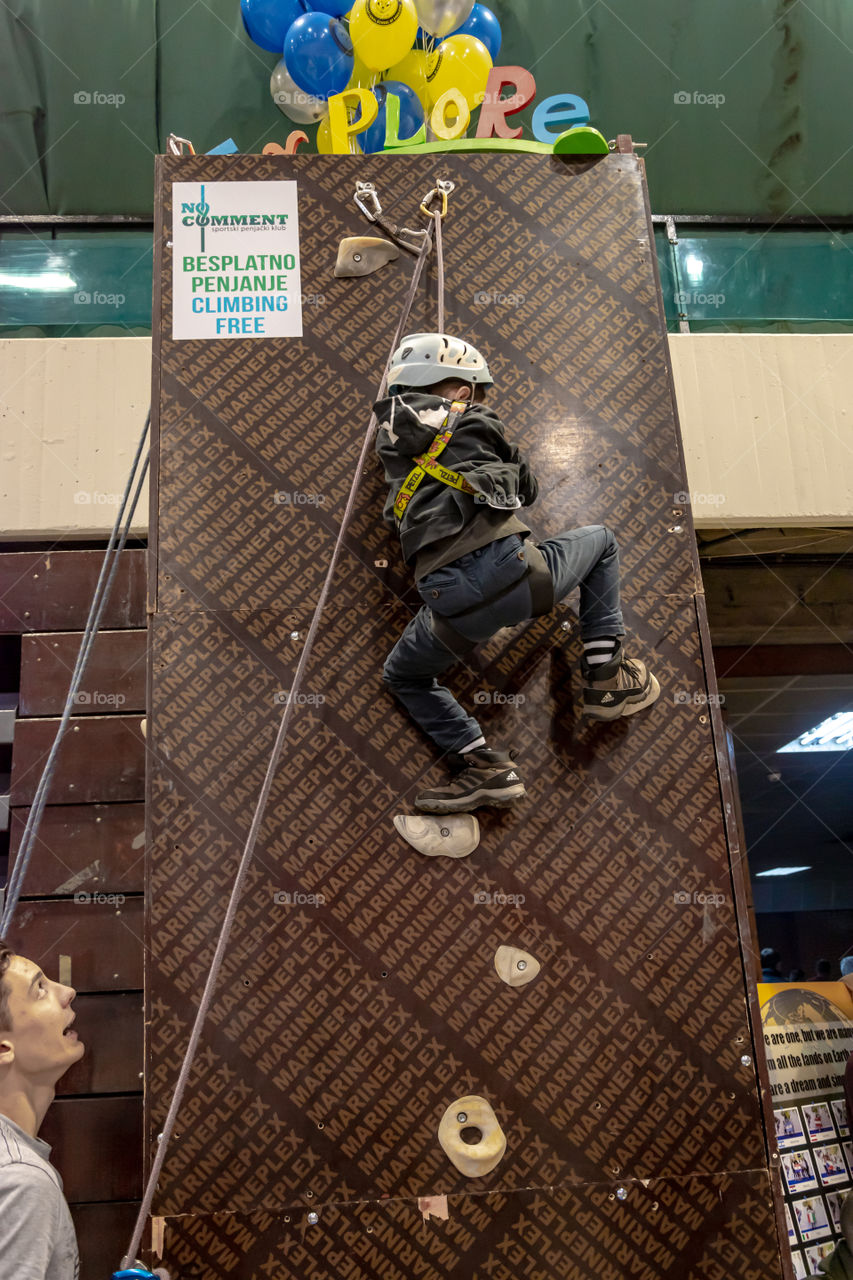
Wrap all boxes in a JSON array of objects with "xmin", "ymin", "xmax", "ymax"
[{"xmin": 1, "ymin": 0, "xmax": 851, "ymax": 216}]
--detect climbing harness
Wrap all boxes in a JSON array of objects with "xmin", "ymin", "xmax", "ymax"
[
  {"xmin": 392, "ymin": 399, "xmax": 476, "ymax": 521},
  {"xmin": 372, "ymin": 176, "xmax": 555, "ymax": 659},
  {"xmin": 429, "ymin": 539, "xmax": 555, "ymax": 660},
  {"xmin": 119, "ymin": 182, "xmax": 444, "ymax": 1273}
]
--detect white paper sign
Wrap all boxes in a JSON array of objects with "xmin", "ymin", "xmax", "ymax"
[{"xmin": 171, "ymin": 180, "xmax": 302, "ymax": 340}]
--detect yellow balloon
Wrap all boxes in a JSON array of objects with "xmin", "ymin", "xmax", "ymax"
[
  {"xmin": 317, "ymin": 113, "xmax": 363, "ymax": 154},
  {"xmin": 348, "ymin": 52, "xmax": 377, "ymax": 89},
  {"xmin": 386, "ymin": 47, "xmax": 429, "ymax": 107},
  {"xmin": 349, "ymin": 0, "xmax": 419, "ymax": 72},
  {"xmin": 425, "ymin": 33, "xmax": 492, "ymax": 112}
]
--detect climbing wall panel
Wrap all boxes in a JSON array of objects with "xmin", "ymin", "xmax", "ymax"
[{"xmin": 147, "ymin": 152, "xmax": 787, "ymax": 1278}]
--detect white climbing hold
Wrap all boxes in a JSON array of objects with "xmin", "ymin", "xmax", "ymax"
[
  {"xmin": 438, "ymin": 1095, "xmax": 506, "ymax": 1177},
  {"xmin": 393, "ymin": 813, "xmax": 479, "ymax": 859},
  {"xmin": 494, "ymin": 945, "xmax": 540, "ymax": 987}
]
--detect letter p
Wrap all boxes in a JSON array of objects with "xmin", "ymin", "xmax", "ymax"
[{"xmin": 327, "ymin": 88, "xmax": 378, "ymax": 154}]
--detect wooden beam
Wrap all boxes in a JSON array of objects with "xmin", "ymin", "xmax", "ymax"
[
  {"xmin": 0, "ymin": 549, "xmax": 146, "ymax": 632},
  {"xmin": 702, "ymin": 560, "xmax": 853, "ymax": 645},
  {"xmin": 19, "ymin": 629, "xmax": 146, "ymax": 716}
]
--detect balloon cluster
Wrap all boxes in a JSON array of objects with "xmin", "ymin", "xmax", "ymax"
[{"xmin": 242, "ymin": 0, "xmax": 502, "ymax": 152}]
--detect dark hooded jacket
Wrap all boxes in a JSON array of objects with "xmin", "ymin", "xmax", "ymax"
[
  {"xmin": 813, "ymin": 1240, "xmax": 853, "ymax": 1278},
  {"xmin": 374, "ymin": 392, "xmax": 539, "ymax": 579}
]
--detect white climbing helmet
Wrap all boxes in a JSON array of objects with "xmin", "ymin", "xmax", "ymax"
[{"xmin": 387, "ymin": 333, "xmax": 493, "ymax": 393}]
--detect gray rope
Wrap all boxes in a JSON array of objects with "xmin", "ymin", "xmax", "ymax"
[
  {"xmin": 0, "ymin": 413, "xmax": 151, "ymax": 935},
  {"xmin": 121, "ymin": 226, "xmax": 436, "ymax": 1269},
  {"xmin": 434, "ymin": 206, "xmax": 445, "ymax": 333}
]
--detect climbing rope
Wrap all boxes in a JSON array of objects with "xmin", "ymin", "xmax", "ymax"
[
  {"xmin": 120, "ymin": 180, "xmax": 452, "ymax": 1270},
  {"xmin": 0, "ymin": 413, "xmax": 151, "ymax": 936},
  {"xmin": 420, "ymin": 179, "xmax": 453, "ymax": 332}
]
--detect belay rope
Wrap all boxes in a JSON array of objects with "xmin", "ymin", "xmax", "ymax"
[{"xmin": 119, "ymin": 177, "xmax": 453, "ymax": 1272}]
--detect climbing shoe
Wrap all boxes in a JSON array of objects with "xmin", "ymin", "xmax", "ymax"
[
  {"xmin": 581, "ymin": 641, "xmax": 661, "ymax": 720},
  {"xmin": 414, "ymin": 748, "xmax": 526, "ymax": 814}
]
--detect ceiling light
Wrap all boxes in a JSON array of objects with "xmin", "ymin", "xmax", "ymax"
[
  {"xmin": 778, "ymin": 711, "xmax": 853, "ymax": 753},
  {"xmin": 684, "ymin": 252, "xmax": 704, "ymax": 282},
  {"xmin": 755, "ymin": 866, "xmax": 811, "ymax": 878},
  {"xmin": 0, "ymin": 271, "xmax": 78, "ymax": 291}
]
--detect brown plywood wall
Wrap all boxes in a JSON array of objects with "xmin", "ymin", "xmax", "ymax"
[{"xmin": 146, "ymin": 151, "xmax": 788, "ymax": 1279}]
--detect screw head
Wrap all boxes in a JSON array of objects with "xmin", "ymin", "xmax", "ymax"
[
  {"xmin": 516, "ymin": 960, "xmax": 527, "ymax": 971},
  {"xmin": 456, "ymin": 1112, "xmax": 468, "ymax": 1124},
  {"xmin": 307, "ymin": 1211, "xmax": 319, "ymax": 1225},
  {"xmin": 290, "ymin": 631, "xmax": 299, "ymax": 640},
  {"xmin": 740, "ymin": 1054, "xmax": 752, "ymax": 1067},
  {"xmin": 440, "ymin": 827, "xmax": 450, "ymax": 837},
  {"xmin": 561, "ymin": 621, "xmax": 571, "ymax": 631},
  {"xmin": 616, "ymin": 1186, "xmax": 627, "ymax": 1201}
]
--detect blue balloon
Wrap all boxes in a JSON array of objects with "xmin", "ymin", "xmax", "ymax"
[
  {"xmin": 449, "ymin": 3, "xmax": 501, "ymax": 60},
  {"xmin": 240, "ymin": 0, "xmax": 308, "ymax": 53},
  {"xmin": 311, "ymin": 0, "xmax": 351, "ymax": 14},
  {"xmin": 361, "ymin": 81, "xmax": 424, "ymax": 152},
  {"xmin": 284, "ymin": 13, "xmax": 353, "ymax": 99}
]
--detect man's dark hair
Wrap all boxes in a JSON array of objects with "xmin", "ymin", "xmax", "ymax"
[
  {"xmin": 0, "ymin": 937, "xmax": 12, "ymax": 1032},
  {"xmin": 760, "ymin": 947, "xmax": 780, "ymax": 970}
]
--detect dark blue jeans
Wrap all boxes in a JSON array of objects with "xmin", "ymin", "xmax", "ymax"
[{"xmin": 382, "ymin": 525, "xmax": 624, "ymax": 752}]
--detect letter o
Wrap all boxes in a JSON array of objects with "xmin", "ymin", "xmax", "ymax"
[{"xmin": 430, "ymin": 87, "xmax": 471, "ymax": 141}]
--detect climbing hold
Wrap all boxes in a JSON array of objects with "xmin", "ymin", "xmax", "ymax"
[
  {"xmin": 438, "ymin": 1095, "xmax": 506, "ymax": 1177},
  {"xmin": 553, "ymin": 125, "xmax": 610, "ymax": 156},
  {"xmin": 393, "ymin": 813, "xmax": 479, "ymax": 858},
  {"xmin": 334, "ymin": 236, "xmax": 400, "ymax": 278},
  {"xmin": 494, "ymin": 945, "xmax": 540, "ymax": 987}
]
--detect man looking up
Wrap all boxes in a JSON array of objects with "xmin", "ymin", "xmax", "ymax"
[{"xmin": 0, "ymin": 935, "xmax": 83, "ymax": 1278}]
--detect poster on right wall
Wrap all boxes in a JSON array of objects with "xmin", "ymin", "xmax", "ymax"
[{"xmin": 759, "ymin": 981, "xmax": 853, "ymax": 1278}]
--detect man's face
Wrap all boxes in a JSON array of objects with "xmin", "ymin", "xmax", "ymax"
[{"xmin": 0, "ymin": 956, "xmax": 84, "ymax": 1083}]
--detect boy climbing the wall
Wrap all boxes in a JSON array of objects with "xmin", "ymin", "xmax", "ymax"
[{"xmin": 375, "ymin": 332, "xmax": 660, "ymax": 815}]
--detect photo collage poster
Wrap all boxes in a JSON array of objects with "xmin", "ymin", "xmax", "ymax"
[{"xmin": 760, "ymin": 982, "xmax": 853, "ymax": 1277}]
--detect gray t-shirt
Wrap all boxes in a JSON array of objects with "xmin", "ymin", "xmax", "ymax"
[{"xmin": 0, "ymin": 1113, "xmax": 79, "ymax": 1280}]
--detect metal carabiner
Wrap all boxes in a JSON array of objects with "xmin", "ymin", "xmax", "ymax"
[
  {"xmin": 354, "ymin": 181, "xmax": 429, "ymax": 255},
  {"xmin": 420, "ymin": 178, "xmax": 454, "ymax": 219},
  {"xmin": 354, "ymin": 181, "xmax": 382, "ymax": 222},
  {"xmin": 166, "ymin": 133, "xmax": 196, "ymax": 156}
]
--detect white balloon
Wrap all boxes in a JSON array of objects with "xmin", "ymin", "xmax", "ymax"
[
  {"xmin": 270, "ymin": 59, "xmax": 327, "ymax": 125},
  {"xmin": 415, "ymin": 0, "xmax": 474, "ymax": 38}
]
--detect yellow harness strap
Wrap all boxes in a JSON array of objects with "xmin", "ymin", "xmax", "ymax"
[{"xmin": 393, "ymin": 400, "xmax": 476, "ymax": 522}]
